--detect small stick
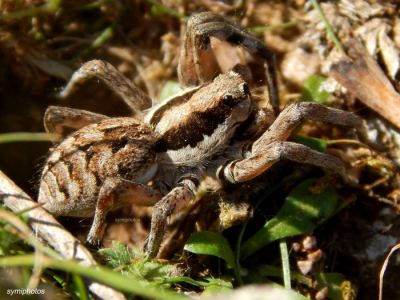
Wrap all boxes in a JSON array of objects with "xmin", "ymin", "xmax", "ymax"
[{"xmin": 0, "ymin": 170, "xmax": 126, "ymax": 300}]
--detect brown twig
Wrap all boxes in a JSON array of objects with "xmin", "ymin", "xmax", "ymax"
[{"xmin": 0, "ymin": 170, "xmax": 126, "ymax": 300}]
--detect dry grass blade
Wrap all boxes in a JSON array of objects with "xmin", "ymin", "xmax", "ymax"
[
  {"xmin": 0, "ymin": 170, "xmax": 126, "ymax": 300},
  {"xmin": 330, "ymin": 39, "xmax": 400, "ymax": 129},
  {"xmin": 379, "ymin": 243, "xmax": 400, "ymax": 300}
]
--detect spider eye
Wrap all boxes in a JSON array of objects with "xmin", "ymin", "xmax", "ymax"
[
  {"xmin": 222, "ymin": 94, "xmax": 235, "ymax": 106},
  {"xmin": 241, "ymin": 83, "xmax": 250, "ymax": 95}
]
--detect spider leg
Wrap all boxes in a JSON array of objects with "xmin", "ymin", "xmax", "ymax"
[
  {"xmin": 144, "ymin": 178, "xmax": 197, "ymax": 258},
  {"xmin": 252, "ymin": 102, "xmax": 362, "ymax": 149},
  {"xmin": 179, "ymin": 12, "xmax": 279, "ymax": 114},
  {"xmin": 44, "ymin": 106, "xmax": 108, "ymax": 136},
  {"xmin": 220, "ymin": 102, "xmax": 362, "ymax": 183},
  {"xmin": 178, "ymin": 13, "xmax": 223, "ymax": 87},
  {"xmin": 221, "ymin": 141, "xmax": 345, "ymax": 183},
  {"xmin": 60, "ymin": 60, "xmax": 152, "ymax": 118},
  {"xmin": 87, "ymin": 177, "xmax": 161, "ymax": 246}
]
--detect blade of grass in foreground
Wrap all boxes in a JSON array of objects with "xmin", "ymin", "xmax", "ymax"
[
  {"xmin": 0, "ymin": 255, "xmax": 187, "ymax": 300},
  {"xmin": 0, "ymin": 132, "xmax": 60, "ymax": 144}
]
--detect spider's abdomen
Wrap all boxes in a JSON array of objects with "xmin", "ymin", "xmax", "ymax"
[{"xmin": 38, "ymin": 117, "xmax": 157, "ymax": 217}]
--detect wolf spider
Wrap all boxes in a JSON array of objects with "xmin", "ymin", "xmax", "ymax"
[{"xmin": 38, "ymin": 12, "xmax": 362, "ymax": 258}]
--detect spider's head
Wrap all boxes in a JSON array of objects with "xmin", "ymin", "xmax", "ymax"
[
  {"xmin": 216, "ymin": 70, "xmax": 252, "ymax": 125},
  {"xmin": 151, "ymin": 70, "xmax": 252, "ymax": 152}
]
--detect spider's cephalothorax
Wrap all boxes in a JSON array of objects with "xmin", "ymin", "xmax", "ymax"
[{"xmin": 38, "ymin": 12, "xmax": 362, "ymax": 258}]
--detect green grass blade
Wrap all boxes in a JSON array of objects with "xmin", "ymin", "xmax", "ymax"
[
  {"xmin": 78, "ymin": 26, "xmax": 114, "ymax": 58},
  {"xmin": 0, "ymin": 255, "xmax": 187, "ymax": 300},
  {"xmin": 145, "ymin": 0, "xmax": 186, "ymax": 19},
  {"xmin": 279, "ymin": 239, "xmax": 291, "ymax": 289},
  {"xmin": 248, "ymin": 21, "xmax": 296, "ymax": 33},
  {"xmin": 0, "ymin": 0, "xmax": 62, "ymax": 20},
  {"xmin": 294, "ymin": 135, "xmax": 328, "ymax": 152},
  {"xmin": 309, "ymin": 0, "xmax": 344, "ymax": 52},
  {"xmin": 0, "ymin": 132, "xmax": 60, "ymax": 144},
  {"xmin": 72, "ymin": 274, "xmax": 89, "ymax": 300}
]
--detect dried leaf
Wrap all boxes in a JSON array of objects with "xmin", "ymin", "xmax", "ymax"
[
  {"xmin": 330, "ymin": 40, "xmax": 400, "ymax": 129},
  {"xmin": 378, "ymin": 24, "xmax": 400, "ymax": 79}
]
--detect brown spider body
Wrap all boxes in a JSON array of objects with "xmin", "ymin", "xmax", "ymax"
[
  {"xmin": 38, "ymin": 12, "xmax": 362, "ymax": 258},
  {"xmin": 39, "ymin": 118, "xmax": 159, "ymax": 217}
]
